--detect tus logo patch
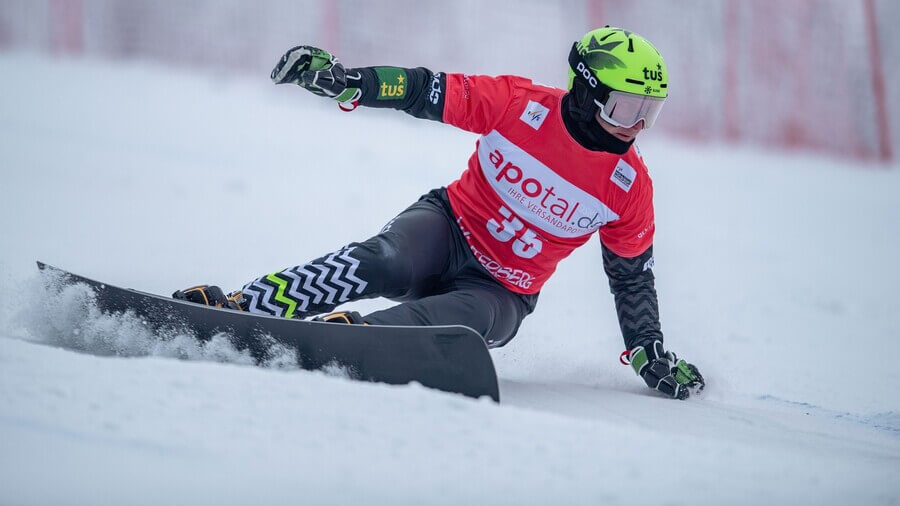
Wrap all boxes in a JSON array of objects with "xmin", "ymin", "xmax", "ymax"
[
  {"xmin": 519, "ymin": 100, "xmax": 550, "ymax": 130},
  {"xmin": 375, "ymin": 67, "xmax": 406, "ymax": 100},
  {"xmin": 611, "ymin": 158, "xmax": 637, "ymax": 192}
]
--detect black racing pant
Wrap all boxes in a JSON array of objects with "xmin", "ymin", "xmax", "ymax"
[{"xmin": 239, "ymin": 188, "xmax": 538, "ymax": 347}]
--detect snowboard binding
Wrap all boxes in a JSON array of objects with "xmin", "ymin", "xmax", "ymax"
[
  {"xmin": 173, "ymin": 285, "xmax": 246, "ymax": 311},
  {"xmin": 313, "ymin": 311, "xmax": 366, "ymax": 325}
]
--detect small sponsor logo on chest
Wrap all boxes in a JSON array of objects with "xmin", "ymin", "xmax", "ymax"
[
  {"xmin": 611, "ymin": 159, "xmax": 637, "ymax": 192},
  {"xmin": 519, "ymin": 100, "xmax": 550, "ymax": 130}
]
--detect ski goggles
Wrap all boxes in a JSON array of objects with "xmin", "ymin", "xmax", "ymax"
[{"xmin": 595, "ymin": 90, "xmax": 665, "ymax": 129}]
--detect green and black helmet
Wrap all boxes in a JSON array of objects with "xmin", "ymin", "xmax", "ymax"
[{"xmin": 567, "ymin": 26, "xmax": 668, "ymax": 128}]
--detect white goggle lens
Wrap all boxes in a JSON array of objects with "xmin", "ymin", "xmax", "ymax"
[{"xmin": 595, "ymin": 91, "xmax": 665, "ymax": 129}]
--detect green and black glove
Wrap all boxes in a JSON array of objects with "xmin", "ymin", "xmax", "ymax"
[
  {"xmin": 627, "ymin": 340, "xmax": 704, "ymax": 400},
  {"xmin": 270, "ymin": 45, "xmax": 361, "ymax": 105}
]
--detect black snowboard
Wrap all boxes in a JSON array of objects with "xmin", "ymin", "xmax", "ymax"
[{"xmin": 37, "ymin": 262, "xmax": 500, "ymax": 402}]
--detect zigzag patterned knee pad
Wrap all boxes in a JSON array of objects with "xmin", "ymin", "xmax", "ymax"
[{"xmin": 241, "ymin": 246, "xmax": 369, "ymax": 318}]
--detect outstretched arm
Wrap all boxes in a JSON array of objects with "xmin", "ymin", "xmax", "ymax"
[
  {"xmin": 270, "ymin": 45, "xmax": 445, "ymax": 121},
  {"xmin": 270, "ymin": 45, "xmax": 520, "ymax": 135}
]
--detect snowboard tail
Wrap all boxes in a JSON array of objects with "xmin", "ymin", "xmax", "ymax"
[{"xmin": 37, "ymin": 262, "xmax": 500, "ymax": 402}]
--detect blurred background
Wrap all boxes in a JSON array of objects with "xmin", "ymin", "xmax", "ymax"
[
  {"xmin": 1, "ymin": 5, "xmax": 899, "ymax": 502},
  {"xmin": 0, "ymin": 0, "xmax": 897, "ymax": 163}
]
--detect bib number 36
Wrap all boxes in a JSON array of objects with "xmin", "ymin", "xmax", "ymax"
[{"xmin": 487, "ymin": 206, "xmax": 543, "ymax": 259}]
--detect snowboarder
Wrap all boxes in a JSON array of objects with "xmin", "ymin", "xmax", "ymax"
[{"xmin": 176, "ymin": 26, "xmax": 704, "ymax": 399}]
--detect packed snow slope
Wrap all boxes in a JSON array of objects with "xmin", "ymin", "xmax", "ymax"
[{"xmin": 1, "ymin": 54, "xmax": 898, "ymax": 505}]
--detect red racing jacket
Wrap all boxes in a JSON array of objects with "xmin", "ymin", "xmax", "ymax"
[{"xmin": 442, "ymin": 74, "xmax": 655, "ymax": 294}]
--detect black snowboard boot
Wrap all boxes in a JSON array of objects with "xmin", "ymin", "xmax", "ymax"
[{"xmin": 173, "ymin": 285, "xmax": 246, "ymax": 311}]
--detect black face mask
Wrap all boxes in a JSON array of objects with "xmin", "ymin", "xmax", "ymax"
[{"xmin": 562, "ymin": 89, "xmax": 634, "ymax": 155}]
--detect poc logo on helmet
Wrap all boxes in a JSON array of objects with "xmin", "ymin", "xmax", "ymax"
[{"xmin": 575, "ymin": 61, "xmax": 598, "ymax": 88}]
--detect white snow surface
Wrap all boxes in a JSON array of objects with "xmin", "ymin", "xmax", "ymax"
[{"xmin": 1, "ymin": 54, "xmax": 899, "ymax": 505}]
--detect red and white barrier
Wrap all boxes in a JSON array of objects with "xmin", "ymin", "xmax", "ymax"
[{"xmin": 0, "ymin": 0, "xmax": 894, "ymax": 163}]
